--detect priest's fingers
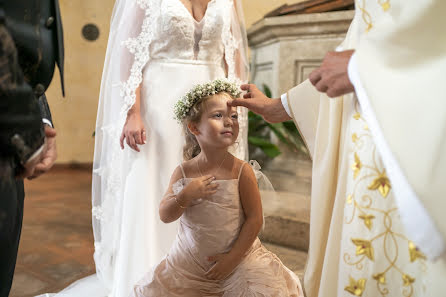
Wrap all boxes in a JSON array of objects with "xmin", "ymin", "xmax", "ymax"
[
  {"xmin": 314, "ymin": 79, "xmax": 328, "ymax": 93},
  {"xmin": 230, "ymin": 98, "xmax": 252, "ymax": 109},
  {"xmin": 240, "ymin": 84, "xmax": 252, "ymax": 91},
  {"xmin": 309, "ymin": 69, "xmax": 322, "ymax": 86}
]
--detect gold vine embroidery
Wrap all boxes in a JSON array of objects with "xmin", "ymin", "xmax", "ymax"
[
  {"xmin": 343, "ymin": 108, "xmax": 426, "ymax": 297},
  {"xmin": 357, "ymin": 0, "xmax": 391, "ymax": 33}
]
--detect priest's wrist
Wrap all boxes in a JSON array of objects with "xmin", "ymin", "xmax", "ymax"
[{"xmin": 264, "ymin": 98, "xmax": 292, "ymax": 123}]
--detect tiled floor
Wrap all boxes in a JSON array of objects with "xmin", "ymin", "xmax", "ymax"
[
  {"xmin": 10, "ymin": 167, "xmax": 96, "ymax": 297},
  {"xmin": 9, "ymin": 166, "xmax": 308, "ymax": 297}
]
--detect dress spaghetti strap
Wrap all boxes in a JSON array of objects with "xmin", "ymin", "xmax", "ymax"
[
  {"xmin": 179, "ymin": 164, "xmax": 187, "ymax": 179},
  {"xmin": 237, "ymin": 162, "xmax": 246, "ymax": 180}
]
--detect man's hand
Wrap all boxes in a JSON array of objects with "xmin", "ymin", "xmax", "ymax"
[
  {"xmin": 309, "ymin": 50, "xmax": 355, "ymax": 98},
  {"xmin": 28, "ymin": 126, "xmax": 57, "ymax": 179},
  {"xmin": 228, "ymin": 84, "xmax": 291, "ymax": 123}
]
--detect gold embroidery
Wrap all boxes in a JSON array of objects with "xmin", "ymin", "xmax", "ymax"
[
  {"xmin": 342, "ymin": 104, "xmax": 426, "ymax": 297},
  {"xmin": 345, "ymin": 276, "xmax": 367, "ymax": 296},
  {"xmin": 359, "ymin": 214, "xmax": 375, "ymax": 230},
  {"xmin": 409, "ymin": 241, "xmax": 427, "ymax": 262},
  {"xmin": 352, "ymin": 238, "xmax": 375, "ymax": 260},
  {"xmin": 373, "ymin": 272, "xmax": 387, "ymax": 284},
  {"xmin": 357, "ymin": 0, "xmax": 373, "ymax": 32},
  {"xmin": 347, "ymin": 194, "xmax": 353, "ymax": 204},
  {"xmin": 352, "ymin": 153, "xmax": 363, "ymax": 179},
  {"xmin": 367, "ymin": 170, "xmax": 391, "ymax": 198},
  {"xmin": 357, "ymin": 0, "xmax": 391, "ymax": 33},
  {"xmin": 402, "ymin": 274, "xmax": 415, "ymax": 287},
  {"xmin": 378, "ymin": 0, "xmax": 390, "ymax": 11}
]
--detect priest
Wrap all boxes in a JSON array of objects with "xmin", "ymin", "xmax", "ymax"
[{"xmin": 231, "ymin": 1, "xmax": 446, "ymax": 296}]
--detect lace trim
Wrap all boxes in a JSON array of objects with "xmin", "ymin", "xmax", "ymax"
[
  {"xmin": 92, "ymin": 0, "xmax": 161, "ymax": 278},
  {"xmin": 221, "ymin": 0, "xmax": 247, "ymax": 160},
  {"xmin": 120, "ymin": 0, "xmax": 160, "ymax": 115}
]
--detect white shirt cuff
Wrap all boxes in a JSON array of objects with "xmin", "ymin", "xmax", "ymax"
[
  {"xmin": 280, "ymin": 93, "xmax": 292, "ymax": 117},
  {"xmin": 24, "ymin": 143, "xmax": 45, "ymax": 165},
  {"xmin": 42, "ymin": 118, "xmax": 53, "ymax": 128}
]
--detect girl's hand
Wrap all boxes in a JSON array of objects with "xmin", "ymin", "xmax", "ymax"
[
  {"xmin": 120, "ymin": 111, "xmax": 146, "ymax": 152},
  {"xmin": 205, "ymin": 253, "xmax": 239, "ymax": 280},
  {"xmin": 182, "ymin": 175, "xmax": 219, "ymax": 202}
]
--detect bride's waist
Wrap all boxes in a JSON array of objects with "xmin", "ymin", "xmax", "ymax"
[{"xmin": 149, "ymin": 58, "xmax": 222, "ymax": 66}]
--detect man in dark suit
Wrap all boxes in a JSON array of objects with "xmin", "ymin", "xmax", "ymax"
[{"xmin": 0, "ymin": 0, "xmax": 64, "ymax": 295}]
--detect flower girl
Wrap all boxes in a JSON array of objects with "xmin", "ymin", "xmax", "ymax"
[{"xmin": 130, "ymin": 79, "xmax": 303, "ymax": 297}]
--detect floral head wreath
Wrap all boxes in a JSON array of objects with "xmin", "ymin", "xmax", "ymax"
[{"xmin": 174, "ymin": 79, "xmax": 241, "ymax": 122}]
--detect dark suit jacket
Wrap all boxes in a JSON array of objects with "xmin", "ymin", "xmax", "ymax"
[{"xmin": 0, "ymin": 0, "xmax": 64, "ymax": 172}]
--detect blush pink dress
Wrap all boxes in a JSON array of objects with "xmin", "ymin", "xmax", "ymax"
[{"xmin": 129, "ymin": 162, "xmax": 303, "ymax": 297}]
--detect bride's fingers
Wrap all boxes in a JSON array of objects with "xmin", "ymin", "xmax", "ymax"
[
  {"xmin": 141, "ymin": 130, "xmax": 147, "ymax": 144},
  {"xmin": 134, "ymin": 131, "xmax": 143, "ymax": 145},
  {"xmin": 120, "ymin": 131, "xmax": 126, "ymax": 149},
  {"xmin": 128, "ymin": 134, "xmax": 139, "ymax": 152}
]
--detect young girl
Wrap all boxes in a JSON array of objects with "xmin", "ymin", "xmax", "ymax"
[{"xmin": 130, "ymin": 79, "xmax": 303, "ymax": 296}]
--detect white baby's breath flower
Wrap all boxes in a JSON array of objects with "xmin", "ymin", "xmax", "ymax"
[{"xmin": 173, "ymin": 79, "xmax": 241, "ymax": 122}]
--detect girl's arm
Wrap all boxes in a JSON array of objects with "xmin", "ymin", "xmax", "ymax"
[
  {"xmin": 206, "ymin": 163, "xmax": 263, "ymax": 279},
  {"xmin": 159, "ymin": 167, "xmax": 218, "ymax": 223},
  {"xmin": 228, "ymin": 164, "xmax": 263, "ymax": 258}
]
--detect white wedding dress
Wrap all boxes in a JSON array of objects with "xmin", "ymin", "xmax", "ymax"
[{"xmin": 38, "ymin": 0, "xmax": 249, "ymax": 297}]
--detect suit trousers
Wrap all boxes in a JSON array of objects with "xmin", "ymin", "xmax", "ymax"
[{"xmin": 0, "ymin": 177, "xmax": 24, "ymax": 297}]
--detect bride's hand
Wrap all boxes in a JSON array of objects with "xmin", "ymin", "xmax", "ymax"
[
  {"xmin": 120, "ymin": 111, "xmax": 147, "ymax": 152},
  {"xmin": 182, "ymin": 175, "xmax": 219, "ymax": 202}
]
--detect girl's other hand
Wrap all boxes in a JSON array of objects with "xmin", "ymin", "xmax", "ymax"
[
  {"xmin": 183, "ymin": 175, "xmax": 218, "ymax": 202},
  {"xmin": 205, "ymin": 253, "xmax": 238, "ymax": 280},
  {"xmin": 120, "ymin": 112, "xmax": 147, "ymax": 152}
]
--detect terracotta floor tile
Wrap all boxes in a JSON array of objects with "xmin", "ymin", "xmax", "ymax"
[{"xmin": 10, "ymin": 168, "xmax": 95, "ymax": 296}]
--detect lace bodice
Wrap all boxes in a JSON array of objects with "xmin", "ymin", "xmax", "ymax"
[{"xmin": 151, "ymin": 0, "xmax": 227, "ymax": 63}]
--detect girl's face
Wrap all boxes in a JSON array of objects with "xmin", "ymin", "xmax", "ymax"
[{"xmin": 191, "ymin": 94, "xmax": 239, "ymax": 150}]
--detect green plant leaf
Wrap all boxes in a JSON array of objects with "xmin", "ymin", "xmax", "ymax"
[
  {"xmin": 262, "ymin": 84, "xmax": 272, "ymax": 98},
  {"xmin": 248, "ymin": 136, "xmax": 281, "ymax": 158}
]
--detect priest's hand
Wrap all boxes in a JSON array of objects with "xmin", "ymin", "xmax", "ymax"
[
  {"xmin": 309, "ymin": 50, "xmax": 355, "ymax": 98},
  {"xmin": 229, "ymin": 84, "xmax": 292, "ymax": 123}
]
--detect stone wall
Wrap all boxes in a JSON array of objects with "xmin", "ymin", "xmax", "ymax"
[{"xmin": 248, "ymin": 10, "xmax": 354, "ymax": 97}]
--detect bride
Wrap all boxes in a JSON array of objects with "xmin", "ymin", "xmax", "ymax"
[{"xmin": 39, "ymin": 0, "xmax": 249, "ymax": 296}]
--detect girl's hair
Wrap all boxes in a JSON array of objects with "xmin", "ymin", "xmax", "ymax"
[{"xmin": 182, "ymin": 92, "xmax": 233, "ymax": 160}]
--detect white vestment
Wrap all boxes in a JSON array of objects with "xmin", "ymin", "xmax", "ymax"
[{"xmin": 285, "ymin": 1, "xmax": 446, "ymax": 296}]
